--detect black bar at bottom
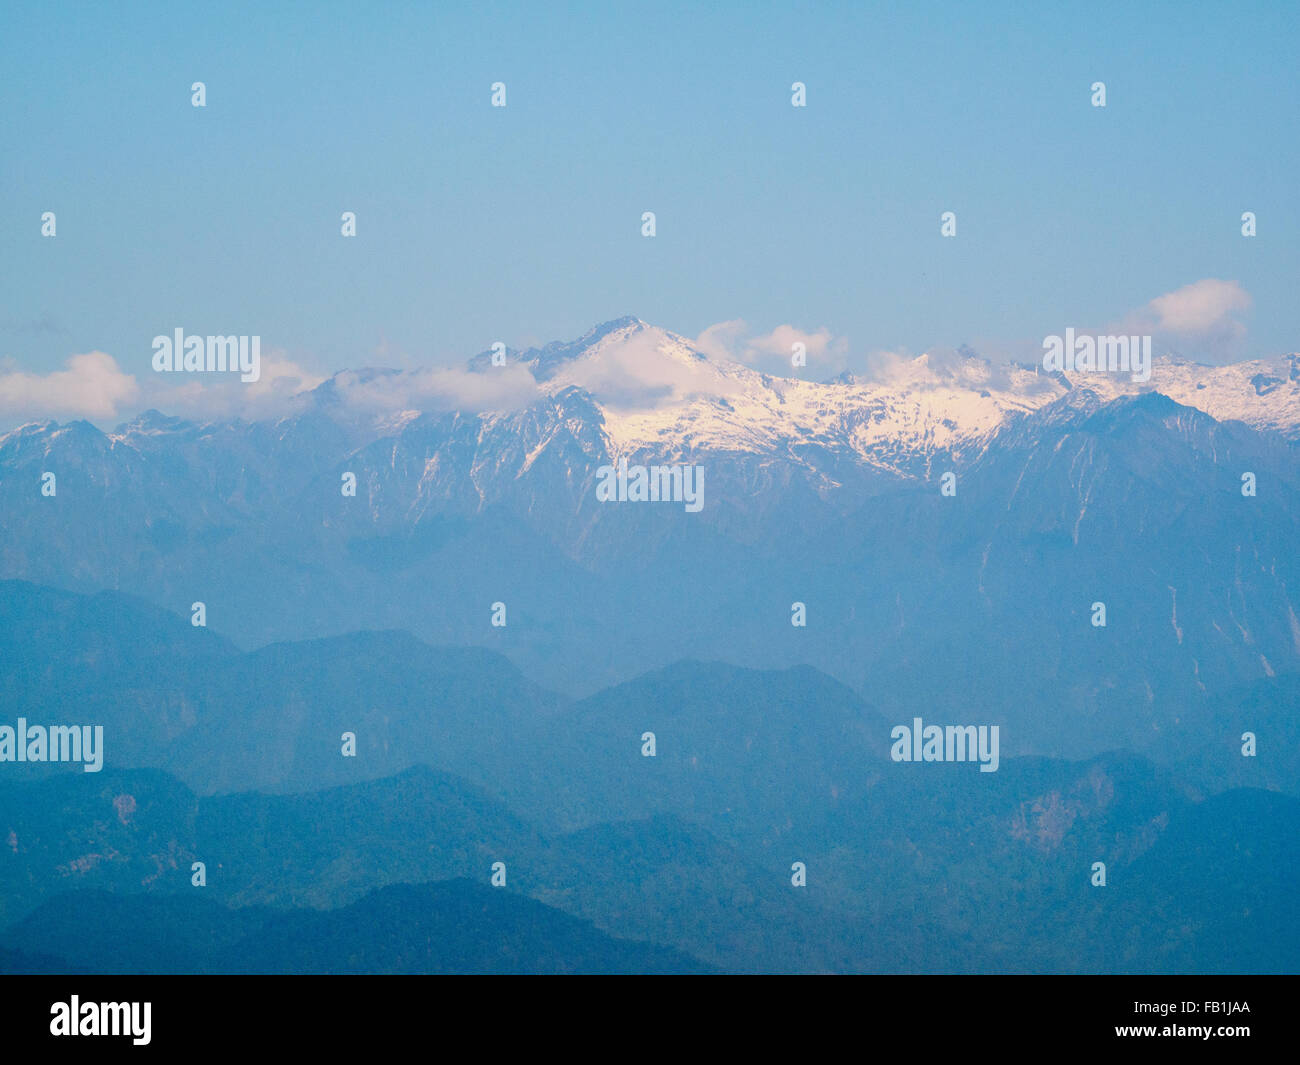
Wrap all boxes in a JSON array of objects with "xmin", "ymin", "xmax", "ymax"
[{"xmin": 0, "ymin": 974, "xmax": 1291, "ymax": 1054}]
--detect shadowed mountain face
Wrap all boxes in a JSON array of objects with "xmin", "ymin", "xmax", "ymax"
[
  {"xmin": 1, "ymin": 881, "xmax": 716, "ymax": 975},
  {"xmin": 500, "ymin": 660, "xmax": 892, "ymax": 841},
  {"xmin": 0, "ymin": 581, "xmax": 557, "ymax": 794},
  {"xmin": 784, "ymin": 390, "xmax": 1300, "ymax": 757},
  {"xmin": 2, "ymin": 322, "xmax": 1299, "ymax": 765},
  {"xmin": 1168, "ymin": 673, "xmax": 1300, "ymax": 798},
  {"xmin": 1, "ymin": 320, "xmax": 1296, "ymax": 974},
  {"xmin": 1, "ymin": 581, "xmax": 1294, "ymax": 974},
  {"xmin": 2, "ymin": 755, "xmax": 1295, "ymax": 974},
  {"xmin": 0, "ymin": 766, "xmax": 531, "ymax": 928},
  {"xmin": 1, "ymin": 578, "xmax": 1294, "ymax": 810}
]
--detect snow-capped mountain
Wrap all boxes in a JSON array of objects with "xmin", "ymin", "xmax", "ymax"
[
  {"xmin": 462, "ymin": 317, "xmax": 1300, "ymax": 479},
  {"xmin": 9, "ymin": 315, "xmax": 1299, "ymax": 488},
  {"xmin": 1, "ymin": 317, "xmax": 1299, "ymax": 761}
]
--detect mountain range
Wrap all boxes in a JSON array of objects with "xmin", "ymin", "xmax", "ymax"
[
  {"xmin": 2, "ymin": 318, "xmax": 1298, "ymax": 758},
  {"xmin": 1, "ymin": 318, "xmax": 1297, "ymax": 973},
  {"xmin": 3, "ymin": 753, "xmax": 1295, "ymax": 974}
]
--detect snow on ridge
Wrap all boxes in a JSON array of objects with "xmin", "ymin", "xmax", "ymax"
[
  {"xmin": 8, "ymin": 320, "xmax": 1298, "ymax": 473},
  {"xmin": 526, "ymin": 323, "xmax": 1300, "ymax": 467}
]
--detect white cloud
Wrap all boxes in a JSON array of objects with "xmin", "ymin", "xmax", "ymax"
[
  {"xmin": 693, "ymin": 319, "xmax": 748, "ymax": 362},
  {"xmin": 695, "ymin": 320, "xmax": 847, "ymax": 377},
  {"xmin": 1147, "ymin": 279, "xmax": 1252, "ymax": 335},
  {"xmin": 0, "ymin": 348, "xmax": 333, "ymax": 429},
  {"xmin": 0, "ymin": 351, "xmax": 139, "ymax": 421},
  {"xmin": 1118, "ymin": 279, "xmax": 1253, "ymax": 361},
  {"xmin": 144, "ymin": 352, "xmax": 327, "ymax": 421},
  {"xmin": 555, "ymin": 330, "xmax": 730, "ymax": 409},
  {"xmin": 857, "ymin": 346, "xmax": 926, "ymax": 384},
  {"xmin": 328, "ymin": 363, "xmax": 539, "ymax": 414}
]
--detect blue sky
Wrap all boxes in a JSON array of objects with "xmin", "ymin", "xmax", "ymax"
[{"xmin": 1, "ymin": 0, "xmax": 1297, "ymax": 411}]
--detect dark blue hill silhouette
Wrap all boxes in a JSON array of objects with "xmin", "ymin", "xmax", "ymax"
[
  {"xmin": 1, "ymin": 880, "xmax": 714, "ymax": 974},
  {"xmin": 4, "ymin": 756, "xmax": 1295, "ymax": 973}
]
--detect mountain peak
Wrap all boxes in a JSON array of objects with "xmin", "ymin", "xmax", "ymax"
[
  {"xmin": 591, "ymin": 314, "xmax": 646, "ymax": 332},
  {"xmin": 465, "ymin": 316, "xmax": 651, "ymax": 377},
  {"xmin": 116, "ymin": 410, "xmax": 194, "ymax": 435},
  {"xmin": 529, "ymin": 317, "xmax": 652, "ymax": 382}
]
